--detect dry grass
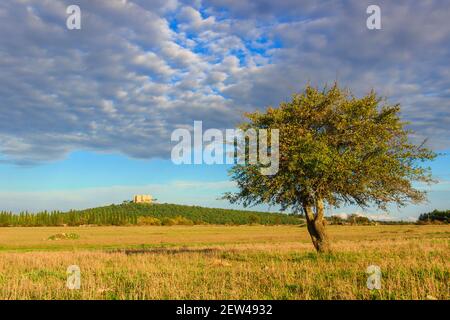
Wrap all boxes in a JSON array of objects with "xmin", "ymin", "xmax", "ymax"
[{"xmin": 0, "ymin": 225, "xmax": 448, "ymax": 299}]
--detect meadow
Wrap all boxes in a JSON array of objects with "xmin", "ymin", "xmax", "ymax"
[{"xmin": 0, "ymin": 224, "xmax": 448, "ymax": 300}]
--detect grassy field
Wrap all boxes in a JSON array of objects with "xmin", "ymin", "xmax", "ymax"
[{"xmin": 0, "ymin": 224, "xmax": 448, "ymax": 299}]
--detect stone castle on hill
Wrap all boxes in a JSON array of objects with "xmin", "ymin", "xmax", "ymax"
[{"xmin": 133, "ymin": 194, "xmax": 153, "ymax": 204}]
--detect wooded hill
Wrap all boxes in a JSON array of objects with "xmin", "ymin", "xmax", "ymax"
[{"xmin": 0, "ymin": 203, "xmax": 303, "ymax": 227}]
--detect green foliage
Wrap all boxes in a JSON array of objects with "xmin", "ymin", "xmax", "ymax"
[
  {"xmin": 137, "ymin": 216, "xmax": 162, "ymax": 226},
  {"xmin": 160, "ymin": 215, "xmax": 194, "ymax": 226},
  {"xmin": 418, "ymin": 209, "xmax": 449, "ymax": 224},
  {"xmin": 224, "ymin": 83, "xmax": 436, "ymax": 212},
  {"xmin": 329, "ymin": 215, "xmax": 345, "ymax": 225},
  {"xmin": 0, "ymin": 203, "xmax": 302, "ymax": 227},
  {"xmin": 248, "ymin": 214, "xmax": 260, "ymax": 224},
  {"xmin": 346, "ymin": 214, "xmax": 371, "ymax": 225},
  {"xmin": 172, "ymin": 215, "xmax": 195, "ymax": 225},
  {"xmin": 130, "ymin": 203, "xmax": 300, "ymax": 225},
  {"xmin": 161, "ymin": 217, "xmax": 176, "ymax": 226}
]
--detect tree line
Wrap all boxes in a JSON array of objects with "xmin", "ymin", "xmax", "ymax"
[
  {"xmin": 0, "ymin": 203, "xmax": 302, "ymax": 227},
  {"xmin": 418, "ymin": 209, "xmax": 449, "ymax": 224},
  {"xmin": 0, "ymin": 208, "xmax": 137, "ymax": 227}
]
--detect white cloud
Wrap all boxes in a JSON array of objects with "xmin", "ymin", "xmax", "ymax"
[
  {"xmin": 178, "ymin": 6, "xmax": 216, "ymax": 31},
  {"xmin": 0, "ymin": 0, "xmax": 448, "ymax": 165},
  {"xmin": 332, "ymin": 212, "xmax": 397, "ymax": 221}
]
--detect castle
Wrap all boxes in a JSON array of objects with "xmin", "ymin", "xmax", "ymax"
[{"xmin": 133, "ymin": 194, "xmax": 153, "ymax": 204}]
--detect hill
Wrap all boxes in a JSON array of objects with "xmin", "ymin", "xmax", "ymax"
[{"xmin": 0, "ymin": 203, "xmax": 303, "ymax": 227}]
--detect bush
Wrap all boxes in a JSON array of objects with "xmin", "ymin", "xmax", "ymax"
[
  {"xmin": 137, "ymin": 216, "xmax": 161, "ymax": 226},
  {"xmin": 248, "ymin": 214, "xmax": 260, "ymax": 224},
  {"xmin": 273, "ymin": 216, "xmax": 282, "ymax": 225},
  {"xmin": 329, "ymin": 216, "xmax": 345, "ymax": 225},
  {"xmin": 160, "ymin": 216, "xmax": 194, "ymax": 226},
  {"xmin": 172, "ymin": 215, "xmax": 194, "ymax": 225},
  {"xmin": 161, "ymin": 217, "xmax": 176, "ymax": 226}
]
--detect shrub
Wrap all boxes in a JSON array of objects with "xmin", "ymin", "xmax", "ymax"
[
  {"xmin": 161, "ymin": 217, "xmax": 176, "ymax": 226},
  {"xmin": 274, "ymin": 216, "xmax": 282, "ymax": 225},
  {"xmin": 172, "ymin": 216, "xmax": 194, "ymax": 225},
  {"xmin": 137, "ymin": 216, "xmax": 161, "ymax": 226},
  {"xmin": 329, "ymin": 216, "xmax": 345, "ymax": 225},
  {"xmin": 248, "ymin": 214, "xmax": 260, "ymax": 224},
  {"xmin": 160, "ymin": 216, "xmax": 194, "ymax": 226}
]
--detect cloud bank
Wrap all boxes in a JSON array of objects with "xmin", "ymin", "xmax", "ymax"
[{"xmin": 0, "ymin": 0, "xmax": 449, "ymax": 164}]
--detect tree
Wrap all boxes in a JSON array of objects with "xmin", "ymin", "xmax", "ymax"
[
  {"xmin": 418, "ymin": 209, "xmax": 449, "ymax": 224},
  {"xmin": 224, "ymin": 84, "xmax": 436, "ymax": 252}
]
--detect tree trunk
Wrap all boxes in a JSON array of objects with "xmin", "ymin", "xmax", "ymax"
[{"xmin": 303, "ymin": 198, "xmax": 331, "ymax": 253}]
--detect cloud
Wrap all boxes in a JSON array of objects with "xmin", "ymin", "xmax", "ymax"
[
  {"xmin": 332, "ymin": 212, "xmax": 400, "ymax": 221},
  {"xmin": 0, "ymin": 0, "xmax": 448, "ymax": 164}
]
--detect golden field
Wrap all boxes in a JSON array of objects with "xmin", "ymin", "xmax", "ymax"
[{"xmin": 0, "ymin": 225, "xmax": 448, "ymax": 299}]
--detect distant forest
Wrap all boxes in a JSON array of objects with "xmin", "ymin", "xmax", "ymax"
[
  {"xmin": 0, "ymin": 203, "xmax": 302, "ymax": 227},
  {"xmin": 417, "ymin": 209, "xmax": 450, "ymax": 224},
  {"xmin": 0, "ymin": 203, "xmax": 447, "ymax": 227}
]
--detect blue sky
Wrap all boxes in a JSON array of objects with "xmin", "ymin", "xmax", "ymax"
[{"xmin": 0, "ymin": 0, "xmax": 449, "ymax": 220}]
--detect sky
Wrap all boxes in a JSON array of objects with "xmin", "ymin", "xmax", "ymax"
[{"xmin": 0, "ymin": 0, "xmax": 449, "ymax": 220}]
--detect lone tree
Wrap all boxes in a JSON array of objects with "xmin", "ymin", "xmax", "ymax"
[{"xmin": 224, "ymin": 84, "xmax": 436, "ymax": 253}]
